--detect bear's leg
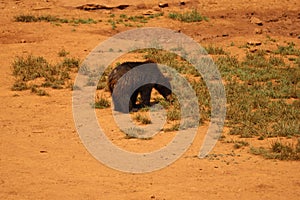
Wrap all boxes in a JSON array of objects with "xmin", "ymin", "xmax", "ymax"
[
  {"xmin": 154, "ymin": 84, "xmax": 173, "ymax": 101},
  {"xmin": 139, "ymin": 84, "xmax": 153, "ymax": 107},
  {"xmin": 130, "ymin": 89, "xmax": 140, "ymax": 111}
]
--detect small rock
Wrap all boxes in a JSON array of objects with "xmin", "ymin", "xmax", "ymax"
[
  {"xmin": 247, "ymin": 40, "xmax": 262, "ymax": 46},
  {"xmin": 40, "ymin": 150, "xmax": 48, "ymax": 153},
  {"xmin": 137, "ymin": 3, "xmax": 146, "ymax": 9},
  {"xmin": 32, "ymin": 130, "xmax": 44, "ymax": 133},
  {"xmin": 249, "ymin": 48, "xmax": 258, "ymax": 53},
  {"xmin": 151, "ymin": 195, "xmax": 155, "ymax": 199},
  {"xmin": 152, "ymin": 6, "xmax": 161, "ymax": 11},
  {"xmin": 222, "ymin": 33, "xmax": 229, "ymax": 37},
  {"xmin": 254, "ymin": 28, "xmax": 262, "ymax": 34},
  {"xmin": 250, "ymin": 16, "xmax": 263, "ymax": 26},
  {"xmin": 20, "ymin": 39, "xmax": 26, "ymax": 43},
  {"xmin": 267, "ymin": 18, "xmax": 279, "ymax": 23},
  {"xmin": 158, "ymin": 2, "xmax": 168, "ymax": 8},
  {"xmin": 143, "ymin": 10, "xmax": 155, "ymax": 15},
  {"xmin": 180, "ymin": 1, "xmax": 186, "ymax": 5}
]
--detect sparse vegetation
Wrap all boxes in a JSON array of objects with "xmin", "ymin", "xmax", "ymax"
[
  {"xmin": 250, "ymin": 139, "xmax": 300, "ymax": 160},
  {"xmin": 132, "ymin": 43, "xmax": 299, "ymax": 158},
  {"xmin": 233, "ymin": 141, "xmax": 249, "ymax": 149},
  {"xmin": 223, "ymin": 139, "xmax": 250, "ymax": 149},
  {"xmin": 164, "ymin": 123, "xmax": 180, "ymax": 132},
  {"xmin": 134, "ymin": 113, "xmax": 152, "ymax": 124},
  {"xmin": 216, "ymin": 45, "xmax": 300, "ymax": 141},
  {"xmin": 167, "ymin": 107, "xmax": 181, "ymax": 121},
  {"xmin": 11, "ymin": 38, "xmax": 298, "ymax": 161},
  {"xmin": 124, "ymin": 127, "xmax": 151, "ymax": 139},
  {"xmin": 14, "ymin": 14, "xmax": 98, "ymax": 25},
  {"xmin": 274, "ymin": 42, "xmax": 300, "ymax": 56},
  {"xmin": 204, "ymin": 45, "xmax": 228, "ymax": 55},
  {"xmin": 93, "ymin": 95, "xmax": 110, "ymax": 109},
  {"xmin": 168, "ymin": 9, "xmax": 208, "ymax": 23},
  {"xmin": 11, "ymin": 53, "xmax": 80, "ymax": 95},
  {"xmin": 31, "ymin": 86, "xmax": 49, "ymax": 96},
  {"xmin": 58, "ymin": 49, "xmax": 69, "ymax": 57},
  {"xmin": 106, "ymin": 12, "xmax": 163, "ymax": 29}
]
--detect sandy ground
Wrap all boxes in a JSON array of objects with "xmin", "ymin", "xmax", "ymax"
[{"xmin": 1, "ymin": 0, "xmax": 300, "ymax": 199}]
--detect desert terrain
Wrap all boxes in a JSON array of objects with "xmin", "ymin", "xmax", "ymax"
[{"xmin": 1, "ymin": 0, "xmax": 300, "ymax": 199}]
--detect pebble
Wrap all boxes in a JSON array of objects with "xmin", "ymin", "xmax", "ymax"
[
  {"xmin": 137, "ymin": 3, "xmax": 146, "ymax": 9},
  {"xmin": 249, "ymin": 48, "xmax": 258, "ymax": 53},
  {"xmin": 143, "ymin": 10, "xmax": 153, "ymax": 15},
  {"xmin": 143, "ymin": 10, "xmax": 159, "ymax": 15},
  {"xmin": 180, "ymin": 1, "xmax": 186, "ymax": 5},
  {"xmin": 254, "ymin": 28, "xmax": 262, "ymax": 34},
  {"xmin": 250, "ymin": 16, "xmax": 263, "ymax": 26},
  {"xmin": 158, "ymin": 2, "xmax": 168, "ymax": 8},
  {"xmin": 247, "ymin": 40, "xmax": 262, "ymax": 46},
  {"xmin": 152, "ymin": 6, "xmax": 161, "ymax": 11}
]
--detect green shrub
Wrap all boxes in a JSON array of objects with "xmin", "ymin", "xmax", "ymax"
[{"xmin": 168, "ymin": 9, "xmax": 208, "ymax": 23}]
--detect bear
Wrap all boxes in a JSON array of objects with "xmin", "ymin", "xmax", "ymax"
[{"xmin": 108, "ymin": 61, "xmax": 172, "ymax": 113}]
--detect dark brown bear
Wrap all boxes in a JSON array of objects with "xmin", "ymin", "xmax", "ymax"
[{"xmin": 108, "ymin": 61, "xmax": 172, "ymax": 113}]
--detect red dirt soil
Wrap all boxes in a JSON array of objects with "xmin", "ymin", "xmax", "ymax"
[{"xmin": 1, "ymin": 0, "xmax": 300, "ymax": 199}]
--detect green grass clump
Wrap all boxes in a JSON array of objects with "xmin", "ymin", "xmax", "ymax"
[
  {"xmin": 205, "ymin": 45, "xmax": 228, "ymax": 55},
  {"xmin": 31, "ymin": 86, "xmax": 49, "ymax": 96},
  {"xmin": 14, "ymin": 14, "xmax": 98, "ymax": 25},
  {"xmin": 271, "ymin": 140, "xmax": 300, "ymax": 160},
  {"xmin": 134, "ymin": 113, "xmax": 152, "ymax": 124},
  {"xmin": 12, "ymin": 55, "xmax": 51, "ymax": 81},
  {"xmin": 274, "ymin": 42, "xmax": 300, "ymax": 56},
  {"xmin": 124, "ymin": 127, "xmax": 151, "ymax": 139},
  {"xmin": 61, "ymin": 57, "xmax": 80, "ymax": 69},
  {"xmin": 58, "ymin": 49, "xmax": 69, "ymax": 57},
  {"xmin": 11, "ymin": 81, "xmax": 28, "ymax": 91},
  {"xmin": 106, "ymin": 13, "xmax": 163, "ymax": 30},
  {"xmin": 250, "ymin": 139, "xmax": 300, "ymax": 160},
  {"xmin": 11, "ymin": 54, "xmax": 80, "ymax": 95},
  {"xmin": 167, "ymin": 108, "xmax": 181, "ymax": 121},
  {"xmin": 14, "ymin": 15, "xmax": 37, "ymax": 22},
  {"xmin": 233, "ymin": 140, "xmax": 249, "ymax": 149},
  {"xmin": 93, "ymin": 95, "xmax": 110, "ymax": 109},
  {"xmin": 168, "ymin": 9, "xmax": 208, "ymax": 23},
  {"xmin": 164, "ymin": 123, "xmax": 180, "ymax": 132}
]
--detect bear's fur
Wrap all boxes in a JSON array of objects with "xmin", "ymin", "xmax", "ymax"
[{"xmin": 108, "ymin": 61, "xmax": 172, "ymax": 112}]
